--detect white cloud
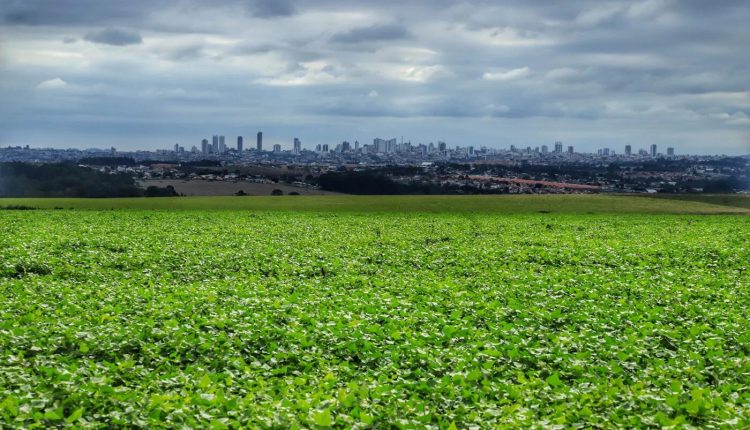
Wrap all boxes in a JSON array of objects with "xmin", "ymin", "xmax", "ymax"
[
  {"xmin": 253, "ymin": 61, "xmax": 340, "ymax": 86},
  {"xmin": 483, "ymin": 67, "xmax": 531, "ymax": 82},
  {"xmin": 36, "ymin": 78, "xmax": 68, "ymax": 90},
  {"xmin": 719, "ymin": 112, "xmax": 750, "ymax": 126},
  {"xmin": 382, "ymin": 65, "xmax": 451, "ymax": 83},
  {"xmin": 575, "ymin": 0, "xmax": 672, "ymax": 27}
]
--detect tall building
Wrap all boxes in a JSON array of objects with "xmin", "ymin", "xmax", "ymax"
[
  {"xmin": 541, "ymin": 145, "xmax": 548, "ymax": 154},
  {"xmin": 567, "ymin": 146, "xmax": 574, "ymax": 154},
  {"xmin": 667, "ymin": 147, "xmax": 675, "ymax": 156},
  {"xmin": 438, "ymin": 141, "xmax": 447, "ymax": 153},
  {"xmin": 273, "ymin": 144, "xmax": 281, "ymax": 153},
  {"xmin": 650, "ymin": 144, "xmax": 657, "ymax": 157},
  {"xmin": 174, "ymin": 143, "xmax": 180, "ymax": 153},
  {"xmin": 386, "ymin": 138, "xmax": 397, "ymax": 153},
  {"xmin": 625, "ymin": 145, "xmax": 632, "ymax": 156},
  {"xmin": 354, "ymin": 140, "xmax": 360, "ymax": 151},
  {"xmin": 237, "ymin": 136, "xmax": 243, "ymax": 152},
  {"xmin": 256, "ymin": 132, "xmax": 263, "ymax": 152},
  {"xmin": 374, "ymin": 138, "xmax": 386, "ymax": 153},
  {"xmin": 218, "ymin": 135, "xmax": 226, "ymax": 153},
  {"xmin": 293, "ymin": 138, "xmax": 301, "ymax": 154},
  {"xmin": 321, "ymin": 144, "xmax": 329, "ymax": 153},
  {"xmin": 212, "ymin": 135, "xmax": 219, "ymax": 153},
  {"xmin": 341, "ymin": 141, "xmax": 350, "ymax": 152},
  {"xmin": 201, "ymin": 139, "xmax": 209, "ymax": 154},
  {"xmin": 554, "ymin": 141, "xmax": 563, "ymax": 153}
]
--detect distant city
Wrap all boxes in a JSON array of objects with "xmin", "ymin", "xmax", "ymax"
[
  {"xmin": 184, "ymin": 133, "xmax": 677, "ymax": 161},
  {"xmin": 2, "ymin": 132, "xmax": 688, "ymax": 166},
  {"xmin": 3, "ymin": 134, "xmax": 747, "ymax": 196}
]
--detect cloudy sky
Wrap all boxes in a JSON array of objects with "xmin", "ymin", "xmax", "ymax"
[{"xmin": 1, "ymin": 0, "xmax": 748, "ymax": 154}]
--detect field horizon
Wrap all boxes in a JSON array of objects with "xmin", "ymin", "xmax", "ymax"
[{"xmin": 1, "ymin": 194, "xmax": 749, "ymax": 215}]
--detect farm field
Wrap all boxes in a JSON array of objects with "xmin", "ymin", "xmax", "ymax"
[
  {"xmin": 2, "ymin": 194, "xmax": 750, "ymax": 214},
  {"xmin": 1, "ymin": 200, "xmax": 749, "ymax": 428},
  {"xmin": 643, "ymin": 194, "xmax": 750, "ymax": 210}
]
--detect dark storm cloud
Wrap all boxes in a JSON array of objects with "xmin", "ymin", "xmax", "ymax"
[
  {"xmin": 83, "ymin": 28, "xmax": 142, "ymax": 46},
  {"xmin": 331, "ymin": 24, "xmax": 410, "ymax": 44}
]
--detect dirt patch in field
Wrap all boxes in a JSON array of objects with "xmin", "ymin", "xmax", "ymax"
[{"xmin": 139, "ymin": 179, "xmax": 343, "ymax": 196}]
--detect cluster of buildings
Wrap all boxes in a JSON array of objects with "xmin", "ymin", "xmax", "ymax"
[
  {"xmin": 0, "ymin": 137, "xmax": 705, "ymax": 167},
  {"xmin": 166, "ymin": 133, "xmax": 680, "ymax": 165},
  {"xmin": 2, "ymin": 140, "xmax": 746, "ymax": 195},
  {"xmin": 194, "ymin": 132, "xmax": 266, "ymax": 155}
]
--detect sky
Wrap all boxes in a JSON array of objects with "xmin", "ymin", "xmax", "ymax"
[{"xmin": 0, "ymin": 0, "xmax": 749, "ymax": 155}]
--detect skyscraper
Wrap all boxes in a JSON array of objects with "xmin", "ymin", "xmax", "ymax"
[
  {"xmin": 212, "ymin": 135, "xmax": 219, "ymax": 153},
  {"xmin": 650, "ymin": 144, "xmax": 657, "ymax": 157},
  {"xmin": 256, "ymin": 132, "xmax": 263, "ymax": 151},
  {"xmin": 625, "ymin": 145, "xmax": 632, "ymax": 156},
  {"xmin": 293, "ymin": 138, "xmax": 301, "ymax": 154},
  {"xmin": 667, "ymin": 147, "xmax": 675, "ymax": 156},
  {"xmin": 554, "ymin": 141, "xmax": 563, "ymax": 153},
  {"xmin": 374, "ymin": 138, "xmax": 386, "ymax": 153},
  {"xmin": 567, "ymin": 146, "xmax": 574, "ymax": 154},
  {"xmin": 541, "ymin": 145, "xmax": 548, "ymax": 154},
  {"xmin": 273, "ymin": 144, "xmax": 281, "ymax": 153},
  {"xmin": 201, "ymin": 139, "xmax": 209, "ymax": 154},
  {"xmin": 237, "ymin": 136, "xmax": 243, "ymax": 152},
  {"xmin": 218, "ymin": 135, "xmax": 226, "ymax": 153}
]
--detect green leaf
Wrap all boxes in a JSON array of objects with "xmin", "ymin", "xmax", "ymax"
[
  {"xmin": 313, "ymin": 409, "xmax": 333, "ymax": 427},
  {"xmin": 360, "ymin": 412, "xmax": 374, "ymax": 425},
  {"xmin": 44, "ymin": 408, "xmax": 63, "ymax": 421},
  {"xmin": 66, "ymin": 407, "xmax": 84, "ymax": 423},
  {"xmin": 545, "ymin": 372, "xmax": 563, "ymax": 388}
]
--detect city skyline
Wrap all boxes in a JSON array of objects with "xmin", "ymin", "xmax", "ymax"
[
  {"xmin": 0, "ymin": 1, "xmax": 749, "ymax": 155},
  {"xmin": 7, "ymin": 134, "xmax": 685, "ymax": 159}
]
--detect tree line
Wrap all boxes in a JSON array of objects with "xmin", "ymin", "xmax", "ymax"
[{"xmin": 0, "ymin": 162, "xmax": 176, "ymax": 198}]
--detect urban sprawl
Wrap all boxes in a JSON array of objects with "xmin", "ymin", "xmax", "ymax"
[{"xmin": 2, "ymin": 134, "xmax": 748, "ymax": 195}]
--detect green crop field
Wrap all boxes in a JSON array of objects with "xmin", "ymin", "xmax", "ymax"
[
  {"xmin": 643, "ymin": 194, "xmax": 750, "ymax": 210},
  {"xmin": 1, "ymin": 194, "xmax": 750, "ymax": 214},
  {"xmin": 1, "ymin": 197, "xmax": 749, "ymax": 428}
]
